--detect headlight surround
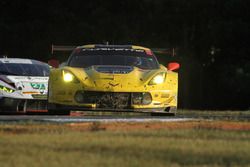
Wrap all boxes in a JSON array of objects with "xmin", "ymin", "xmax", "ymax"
[{"xmin": 149, "ymin": 73, "xmax": 166, "ymax": 85}]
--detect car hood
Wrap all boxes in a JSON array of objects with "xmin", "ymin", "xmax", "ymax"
[{"xmin": 65, "ymin": 66, "xmax": 163, "ymax": 91}]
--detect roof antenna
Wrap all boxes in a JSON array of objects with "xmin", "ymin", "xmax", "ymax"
[{"xmin": 2, "ymin": 53, "xmax": 8, "ymax": 58}]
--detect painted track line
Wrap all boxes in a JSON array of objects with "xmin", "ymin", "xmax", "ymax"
[
  {"xmin": 42, "ymin": 117, "xmax": 195, "ymax": 123},
  {"xmin": 0, "ymin": 115, "xmax": 196, "ymax": 123}
]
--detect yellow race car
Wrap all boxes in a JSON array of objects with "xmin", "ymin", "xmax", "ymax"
[{"xmin": 48, "ymin": 44, "xmax": 180, "ymax": 115}]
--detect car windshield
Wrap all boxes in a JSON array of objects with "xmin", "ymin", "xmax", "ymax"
[
  {"xmin": 0, "ymin": 63, "xmax": 50, "ymax": 76},
  {"xmin": 68, "ymin": 49, "xmax": 159, "ymax": 70}
]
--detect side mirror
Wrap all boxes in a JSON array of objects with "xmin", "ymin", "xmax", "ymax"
[
  {"xmin": 48, "ymin": 59, "xmax": 59, "ymax": 68},
  {"xmin": 167, "ymin": 62, "xmax": 180, "ymax": 71}
]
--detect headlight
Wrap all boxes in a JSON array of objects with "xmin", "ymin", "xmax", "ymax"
[
  {"xmin": 149, "ymin": 73, "xmax": 166, "ymax": 85},
  {"xmin": 0, "ymin": 85, "xmax": 15, "ymax": 93},
  {"xmin": 62, "ymin": 70, "xmax": 74, "ymax": 82},
  {"xmin": 64, "ymin": 73, "xmax": 74, "ymax": 82}
]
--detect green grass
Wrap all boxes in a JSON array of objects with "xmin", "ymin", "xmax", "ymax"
[
  {"xmin": 177, "ymin": 109, "xmax": 250, "ymax": 120},
  {"xmin": 0, "ymin": 126, "xmax": 250, "ymax": 167}
]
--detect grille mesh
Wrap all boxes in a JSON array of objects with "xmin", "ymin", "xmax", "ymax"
[{"xmin": 82, "ymin": 91, "xmax": 131, "ymax": 109}]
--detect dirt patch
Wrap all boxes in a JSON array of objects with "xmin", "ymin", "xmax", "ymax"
[
  {"xmin": 68, "ymin": 120, "xmax": 250, "ymax": 131},
  {"xmin": 0, "ymin": 124, "xmax": 66, "ymax": 134},
  {"xmin": 1, "ymin": 121, "xmax": 250, "ymax": 135}
]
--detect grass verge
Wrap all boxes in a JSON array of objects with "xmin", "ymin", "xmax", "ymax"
[{"xmin": 0, "ymin": 121, "xmax": 250, "ymax": 167}]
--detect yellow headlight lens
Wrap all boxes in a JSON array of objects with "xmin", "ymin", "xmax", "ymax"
[
  {"xmin": 63, "ymin": 71, "xmax": 74, "ymax": 82},
  {"xmin": 153, "ymin": 75, "xmax": 164, "ymax": 84},
  {"xmin": 149, "ymin": 73, "xmax": 166, "ymax": 85}
]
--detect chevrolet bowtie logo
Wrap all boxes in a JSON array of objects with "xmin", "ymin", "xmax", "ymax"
[{"xmin": 109, "ymin": 82, "xmax": 119, "ymax": 87}]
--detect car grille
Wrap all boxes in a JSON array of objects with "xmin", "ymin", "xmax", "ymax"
[{"xmin": 80, "ymin": 91, "xmax": 131, "ymax": 109}]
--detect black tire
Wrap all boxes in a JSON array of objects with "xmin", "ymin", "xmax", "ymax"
[
  {"xmin": 48, "ymin": 109, "xmax": 70, "ymax": 115},
  {"xmin": 48, "ymin": 103, "xmax": 71, "ymax": 115},
  {"xmin": 150, "ymin": 112, "xmax": 175, "ymax": 116}
]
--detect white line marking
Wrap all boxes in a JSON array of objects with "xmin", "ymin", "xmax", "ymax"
[{"xmin": 42, "ymin": 118, "xmax": 195, "ymax": 123}]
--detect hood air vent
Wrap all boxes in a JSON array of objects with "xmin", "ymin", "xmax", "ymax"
[{"xmin": 95, "ymin": 66, "xmax": 133, "ymax": 74}]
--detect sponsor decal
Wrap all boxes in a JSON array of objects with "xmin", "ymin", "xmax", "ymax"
[
  {"xmin": 0, "ymin": 85, "xmax": 15, "ymax": 93},
  {"xmin": 7, "ymin": 76, "xmax": 49, "ymax": 83},
  {"xmin": 30, "ymin": 83, "xmax": 46, "ymax": 90},
  {"xmin": 81, "ymin": 48, "xmax": 144, "ymax": 52}
]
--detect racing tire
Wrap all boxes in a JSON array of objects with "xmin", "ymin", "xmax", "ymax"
[
  {"xmin": 48, "ymin": 103, "xmax": 71, "ymax": 115},
  {"xmin": 48, "ymin": 109, "xmax": 70, "ymax": 115},
  {"xmin": 150, "ymin": 112, "xmax": 175, "ymax": 116}
]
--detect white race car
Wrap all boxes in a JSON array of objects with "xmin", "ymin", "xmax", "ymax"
[{"xmin": 0, "ymin": 58, "xmax": 50, "ymax": 113}]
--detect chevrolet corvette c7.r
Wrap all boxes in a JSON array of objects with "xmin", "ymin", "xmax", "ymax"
[{"xmin": 48, "ymin": 45, "xmax": 180, "ymax": 115}]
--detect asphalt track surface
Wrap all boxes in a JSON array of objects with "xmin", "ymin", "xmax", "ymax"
[
  {"xmin": 1, "ymin": 111, "xmax": 249, "ymax": 123},
  {"xmin": 0, "ymin": 113, "xmax": 194, "ymax": 123}
]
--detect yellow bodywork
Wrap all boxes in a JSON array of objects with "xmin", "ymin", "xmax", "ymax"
[{"xmin": 48, "ymin": 45, "xmax": 178, "ymax": 112}]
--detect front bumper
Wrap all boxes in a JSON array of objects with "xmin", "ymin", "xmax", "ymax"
[
  {"xmin": 50, "ymin": 90, "xmax": 177, "ymax": 111},
  {"xmin": 49, "ymin": 102, "xmax": 164, "ymax": 112},
  {"xmin": 48, "ymin": 103, "xmax": 176, "ymax": 116}
]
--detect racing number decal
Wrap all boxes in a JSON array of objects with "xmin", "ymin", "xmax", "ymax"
[{"xmin": 30, "ymin": 83, "xmax": 46, "ymax": 90}]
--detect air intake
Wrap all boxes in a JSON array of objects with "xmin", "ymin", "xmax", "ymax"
[{"xmin": 95, "ymin": 66, "xmax": 133, "ymax": 74}]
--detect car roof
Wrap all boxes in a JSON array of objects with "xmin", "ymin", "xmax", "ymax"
[{"xmin": 0, "ymin": 58, "xmax": 47, "ymax": 65}]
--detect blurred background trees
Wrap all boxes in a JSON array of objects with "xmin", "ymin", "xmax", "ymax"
[{"xmin": 0, "ymin": 0, "xmax": 249, "ymax": 110}]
